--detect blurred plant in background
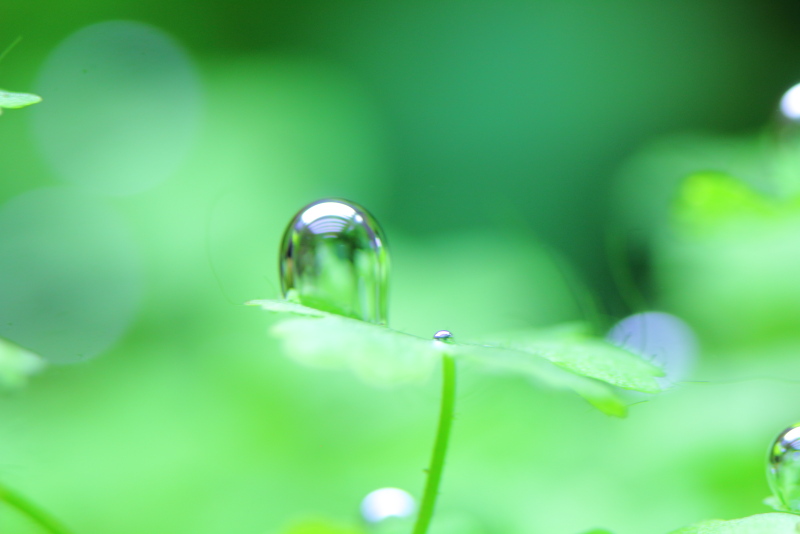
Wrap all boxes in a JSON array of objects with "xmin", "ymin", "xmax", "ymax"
[{"xmin": 5, "ymin": 1, "xmax": 800, "ymax": 533}]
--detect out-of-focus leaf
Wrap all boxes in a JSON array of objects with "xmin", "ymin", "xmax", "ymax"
[
  {"xmin": 0, "ymin": 337, "xmax": 45, "ymax": 390},
  {"xmin": 250, "ymin": 300, "xmax": 663, "ymax": 416},
  {"xmin": 0, "ymin": 89, "xmax": 42, "ymax": 113},
  {"xmin": 674, "ymin": 172, "xmax": 779, "ymax": 234},
  {"xmin": 668, "ymin": 513, "xmax": 800, "ymax": 533},
  {"xmin": 580, "ymin": 530, "xmax": 615, "ymax": 534},
  {"xmin": 763, "ymin": 495, "xmax": 787, "ymax": 512},
  {"xmin": 280, "ymin": 518, "xmax": 365, "ymax": 534}
]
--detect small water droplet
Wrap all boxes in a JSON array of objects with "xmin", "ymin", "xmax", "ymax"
[
  {"xmin": 768, "ymin": 423, "xmax": 800, "ymax": 511},
  {"xmin": 279, "ymin": 199, "xmax": 389, "ymax": 324},
  {"xmin": 433, "ymin": 330, "xmax": 454, "ymax": 343}
]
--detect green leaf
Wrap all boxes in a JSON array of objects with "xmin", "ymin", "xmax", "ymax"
[
  {"xmin": 0, "ymin": 337, "xmax": 46, "ymax": 390},
  {"xmin": 580, "ymin": 530, "xmax": 615, "ymax": 534},
  {"xmin": 267, "ymin": 314, "xmax": 441, "ymax": 387},
  {"xmin": 668, "ymin": 513, "xmax": 800, "ymax": 534},
  {"xmin": 446, "ymin": 340, "xmax": 629, "ymax": 417},
  {"xmin": 494, "ymin": 328, "xmax": 665, "ymax": 393},
  {"xmin": 673, "ymin": 172, "xmax": 780, "ymax": 234},
  {"xmin": 0, "ymin": 89, "xmax": 42, "ymax": 113},
  {"xmin": 764, "ymin": 496, "xmax": 788, "ymax": 513},
  {"xmin": 250, "ymin": 300, "xmax": 662, "ymax": 416}
]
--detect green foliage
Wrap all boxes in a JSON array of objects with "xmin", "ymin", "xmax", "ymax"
[
  {"xmin": 0, "ymin": 336, "xmax": 45, "ymax": 390},
  {"xmin": 674, "ymin": 172, "xmax": 777, "ymax": 230},
  {"xmin": 671, "ymin": 171, "xmax": 800, "ymax": 238},
  {"xmin": 0, "ymin": 481, "xmax": 74, "ymax": 534},
  {"xmin": 0, "ymin": 89, "xmax": 42, "ymax": 114},
  {"xmin": 250, "ymin": 299, "xmax": 664, "ymax": 417},
  {"xmin": 668, "ymin": 513, "xmax": 800, "ymax": 533},
  {"xmin": 492, "ymin": 326, "xmax": 663, "ymax": 393},
  {"xmin": 764, "ymin": 496, "xmax": 787, "ymax": 513}
]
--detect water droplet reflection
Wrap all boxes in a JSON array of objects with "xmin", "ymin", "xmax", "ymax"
[
  {"xmin": 280, "ymin": 199, "xmax": 389, "ymax": 324},
  {"xmin": 769, "ymin": 423, "xmax": 800, "ymax": 512},
  {"xmin": 361, "ymin": 487, "xmax": 415, "ymax": 524}
]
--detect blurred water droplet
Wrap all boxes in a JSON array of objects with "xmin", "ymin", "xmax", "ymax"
[
  {"xmin": 33, "ymin": 20, "xmax": 201, "ymax": 196},
  {"xmin": 768, "ymin": 423, "xmax": 800, "ymax": 512},
  {"xmin": 433, "ymin": 330, "xmax": 455, "ymax": 343},
  {"xmin": 780, "ymin": 83, "xmax": 800, "ymax": 122},
  {"xmin": 361, "ymin": 487, "xmax": 415, "ymax": 524},
  {"xmin": 0, "ymin": 188, "xmax": 141, "ymax": 363},
  {"xmin": 280, "ymin": 199, "xmax": 389, "ymax": 324},
  {"xmin": 607, "ymin": 311, "xmax": 697, "ymax": 387}
]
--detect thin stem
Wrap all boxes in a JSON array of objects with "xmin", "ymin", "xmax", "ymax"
[
  {"xmin": 0, "ymin": 36, "xmax": 22, "ymax": 65},
  {"xmin": 605, "ymin": 227, "xmax": 648, "ymax": 315},
  {"xmin": 412, "ymin": 354, "xmax": 456, "ymax": 534},
  {"xmin": 0, "ymin": 481, "xmax": 74, "ymax": 534}
]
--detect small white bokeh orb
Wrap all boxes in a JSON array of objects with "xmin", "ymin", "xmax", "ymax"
[
  {"xmin": 780, "ymin": 83, "xmax": 800, "ymax": 121},
  {"xmin": 360, "ymin": 487, "xmax": 416, "ymax": 523}
]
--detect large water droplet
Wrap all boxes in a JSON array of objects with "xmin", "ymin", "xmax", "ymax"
[
  {"xmin": 280, "ymin": 199, "xmax": 389, "ymax": 324},
  {"xmin": 768, "ymin": 423, "xmax": 800, "ymax": 511}
]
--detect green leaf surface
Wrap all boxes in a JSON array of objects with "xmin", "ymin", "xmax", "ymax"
[
  {"xmin": 668, "ymin": 513, "xmax": 800, "ymax": 534},
  {"xmin": 446, "ymin": 340, "xmax": 628, "ymax": 417},
  {"xmin": 250, "ymin": 300, "xmax": 663, "ymax": 416},
  {"xmin": 495, "ymin": 329, "xmax": 665, "ymax": 393},
  {"xmin": 0, "ymin": 337, "xmax": 45, "ymax": 390},
  {"xmin": 268, "ymin": 313, "xmax": 441, "ymax": 386},
  {"xmin": 0, "ymin": 89, "xmax": 42, "ymax": 113}
]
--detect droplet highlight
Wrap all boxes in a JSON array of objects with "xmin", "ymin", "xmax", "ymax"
[
  {"xmin": 433, "ymin": 330, "xmax": 455, "ymax": 343},
  {"xmin": 280, "ymin": 199, "xmax": 389, "ymax": 324},
  {"xmin": 768, "ymin": 423, "xmax": 800, "ymax": 511}
]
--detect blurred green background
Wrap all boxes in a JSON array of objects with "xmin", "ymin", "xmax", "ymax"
[{"xmin": 4, "ymin": 1, "xmax": 800, "ymax": 533}]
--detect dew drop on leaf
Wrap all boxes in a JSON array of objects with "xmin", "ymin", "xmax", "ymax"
[
  {"xmin": 768, "ymin": 423, "xmax": 800, "ymax": 511},
  {"xmin": 433, "ymin": 330, "xmax": 455, "ymax": 343},
  {"xmin": 279, "ymin": 199, "xmax": 389, "ymax": 325}
]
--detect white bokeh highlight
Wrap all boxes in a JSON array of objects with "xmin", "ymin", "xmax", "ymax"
[
  {"xmin": 780, "ymin": 83, "xmax": 800, "ymax": 121},
  {"xmin": 360, "ymin": 487, "xmax": 416, "ymax": 523}
]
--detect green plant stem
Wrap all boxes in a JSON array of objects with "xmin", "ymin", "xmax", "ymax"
[
  {"xmin": 412, "ymin": 354, "xmax": 456, "ymax": 534},
  {"xmin": 0, "ymin": 481, "xmax": 74, "ymax": 534},
  {"xmin": 0, "ymin": 36, "xmax": 22, "ymax": 65}
]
